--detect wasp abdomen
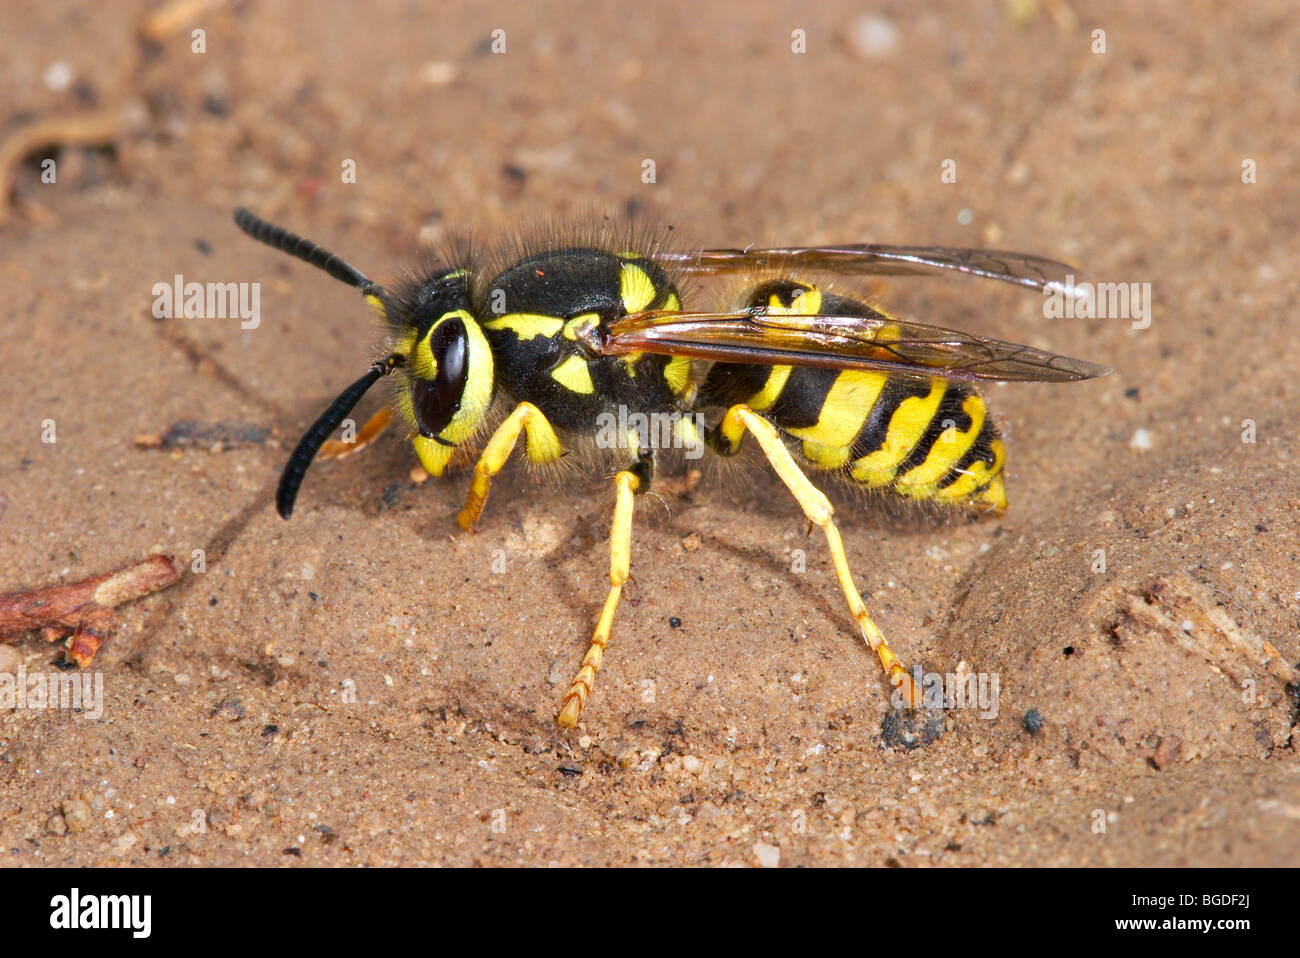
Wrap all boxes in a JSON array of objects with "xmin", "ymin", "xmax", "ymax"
[{"xmin": 702, "ymin": 281, "xmax": 1007, "ymax": 511}]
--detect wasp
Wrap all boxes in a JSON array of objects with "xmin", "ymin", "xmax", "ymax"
[{"xmin": 233, "ymin": 207, "xmax": 1107, "ymax": 728}]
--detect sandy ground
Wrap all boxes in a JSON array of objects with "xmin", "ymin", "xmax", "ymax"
[{"xmin": 1, "ymin": 0, "xmax": 1298, "ymax": 867}]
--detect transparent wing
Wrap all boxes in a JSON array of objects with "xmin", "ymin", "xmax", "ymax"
[
  {"xmin": 597, "ymin": 309, "xmax": 1109, "ymax": 383},
  {"xmin": 655, "ymin": 245, "xmax": 1079, "ymax": 293}
]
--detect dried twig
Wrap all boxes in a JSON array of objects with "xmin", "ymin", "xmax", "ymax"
[
  {"xmin": 1119, "ymin": 573, "xmax": 1300, "ymax": 687},
  {"xmin": 0, "ymin": 110, "xmax": 130, "ymax": 224},
  {"xmin": 0, "ymin": 555, "xmax": 180, "ymax": 665}
]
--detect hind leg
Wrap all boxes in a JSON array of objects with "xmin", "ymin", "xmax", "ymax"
[{"xmin": 713, "ymin": 404, "xmax": 920, "ymax": 707}]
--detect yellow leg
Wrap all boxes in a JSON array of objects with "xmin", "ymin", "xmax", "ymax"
[
  {"xmin": 721, "ymin": 404, "xmax": 920, "ymax": 708},
  {"xmin": 457, "ymin": 401, "xmax": 561, "ymax": 530},
  {"xmin": 557, "ymin": 469, "xmax": 640, "ymax": 728},
  {"xmin": 318, "ymin": 406, "xmax": 394, "ymax": 459}
]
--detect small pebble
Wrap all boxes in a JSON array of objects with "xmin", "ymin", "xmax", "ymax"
[
  {"xmin": 849, "ymin": 14, "xmax": 898, "ymax": 58},
  {"xmin": 1129, "ymin": 428, "xmax": 1153, "ymax": 451},
  {"xmin": 418, "ymin": 61, "xmax": 458, "ymax": 86},
  {"xmin": 62, "ymin": 798, "xmax": 93, "ymax": 833},
  {"xmin": 1022, "ymin": 709, "xmax": 1044, "ymax": 734},
  {"xmin": 44, "ymin": 61, "xmax": 75, "ymax": 92},
  {"xmin": 753, "ymin": 841, "xmax": 781, "ymax": 868}
]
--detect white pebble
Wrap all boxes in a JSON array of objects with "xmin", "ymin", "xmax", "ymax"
[
  {"xmin": 418, "ymin": 61, "xmax": 457, "ymax": 86},
  {"xmin": 1129, "ymin": 428, "xmax": 1153, "ymax": 451},
  {"xmin": 849, "ymin": 15, "xmax": 898, "ymax": 58},
  {"xmin": 44, "ymin": 61, "xmax": 74, "ymax": 92},
  {"xmin": 753, "ymin": 841, "xmax": 781, "ymax": 868}
]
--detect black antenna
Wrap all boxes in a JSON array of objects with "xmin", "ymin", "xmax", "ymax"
[
  {"xmin": 276, "ymin": 355, "xmax": 402, "ymax": 519},
  {"xmin": 234, "ymin": 207, "xmax": 385, "ymax": 298}
]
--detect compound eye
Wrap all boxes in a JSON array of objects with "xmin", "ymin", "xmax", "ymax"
[{"xmin": 412, "ymin": 318, "xmax": 468, "ymax": 438}]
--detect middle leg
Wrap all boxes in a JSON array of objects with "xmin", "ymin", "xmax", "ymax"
[{"xmin": 556, "ymin": 454, "xmax": 651, "ymax": 728}]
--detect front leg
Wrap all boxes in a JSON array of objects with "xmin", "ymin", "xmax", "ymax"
[{"xmin": 456, "ymin": 401, "xmax": 562, "ymax": 530}]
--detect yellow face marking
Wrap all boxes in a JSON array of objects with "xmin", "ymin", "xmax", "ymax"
[
  {"xmin": 412, "ymin": 435, "xmax": 455, "ymax": 477},
  {"xmin": 395, "ymin": 327, "xmax": 418, "ymax": 362},
  {"xmin": 484, "ymin": 312, "xmax": 564, "ymax": 341},
  {"xmin": 896, "ymin": 393, "xmax": 988, "ymax": 493},
  {"xmin": 749, "ymin": 365, "xmax": 793, "ymax": 411},
  {"xmin": 398, "ymin": 312, "xmax": 495, "ymax": 466},
  {"xmin": 786, "ymin": 370, "xmax": 890, "ymax": 448},
  {"xmin": 619, "ymin": 263, "xmax": 658, "ymax": 314},
  {"xmin": 562, "ymin": 313, "xmax": 601, "ymax": 341},
  {"xmin": 663, "ymin": 355, "xmax": 692, "ymax": 395},
  {"xmin": 850, "ymin": 380, "xmax": 947, "ymax": 485},
  {"xmin": 550, "ymin": 354, "xmax": 596, "ymax": 394}
]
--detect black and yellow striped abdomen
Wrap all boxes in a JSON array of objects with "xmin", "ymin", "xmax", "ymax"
[{"xmin": 700, "ymin": 281, "xmax": 1007, "ymax": 511}]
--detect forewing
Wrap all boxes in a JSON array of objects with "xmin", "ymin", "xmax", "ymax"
[{"xmin": 600, "ymin": 309, "xmax": 1109, "ymax": 383}]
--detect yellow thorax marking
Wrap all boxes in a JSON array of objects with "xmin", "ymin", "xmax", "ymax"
[
  {"xmin": 619, "ymin": 262, "xmax": 658, "ymax": 313},
  {"xmin": 551, "ymin": 354, "xmax": 596, "ymax": 394},
  {"xmin": 484, "ymin": 312, "xmax": 564, "ymax": 341},
  {"xmin": 619, "ymin": 350, "xmax": 645, "ymax": 377},
  {"xmin": 663, "ymin": 354, "xmax": 692, "ymax": 395},
  {"xmin": 562, "ymin": 313, "xmax": 601, "ymax": 342}
]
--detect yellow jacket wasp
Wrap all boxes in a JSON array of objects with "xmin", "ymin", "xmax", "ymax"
[{"xmin": 234, "ymin": 207, "xmax": 1106, "ymax": 727}]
